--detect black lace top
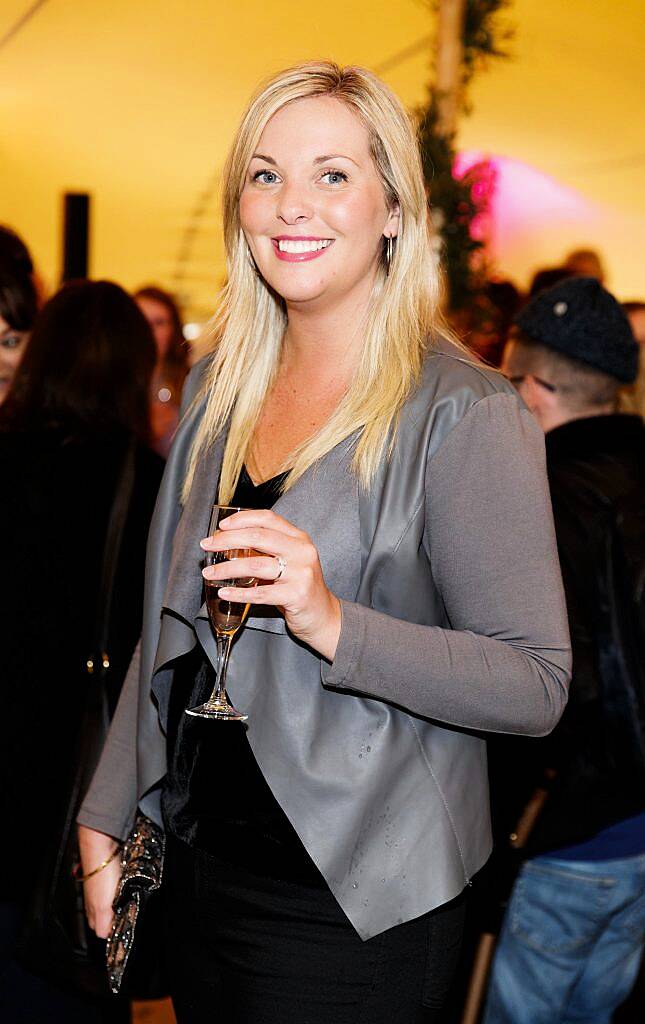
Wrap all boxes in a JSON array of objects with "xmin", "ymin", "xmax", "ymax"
[{"xmin": 161, "ymin": 466, "xmax": 325, "ymax": 885}]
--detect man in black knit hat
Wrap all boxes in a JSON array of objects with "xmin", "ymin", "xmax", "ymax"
[{"xmin": 484, "ymin": 277, "xmax": 645, "ymax": 1023}]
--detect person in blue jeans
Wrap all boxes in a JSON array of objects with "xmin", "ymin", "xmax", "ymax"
[{"xmin": 484, "ymin": 277, "xmax": 645, "ymax": 1023}]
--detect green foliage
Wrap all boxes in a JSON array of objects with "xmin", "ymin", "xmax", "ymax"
[
  {"xmin": 418, "ymin": 99, "xmax": 487, "ymax": 309},
  {"xmin": 461, "ymin": 0, "xmax": 514, "ymax": 89},
  {"xmin": 418, "ymin": 0, "xmax": 513, "ymax": 309}
]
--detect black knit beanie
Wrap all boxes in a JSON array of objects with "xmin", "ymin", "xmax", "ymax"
[{"xmin": 514, "ymin": 276, "xmax": 639, "ymax": 384}]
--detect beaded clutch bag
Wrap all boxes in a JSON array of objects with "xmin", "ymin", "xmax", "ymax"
[{"xmin": 106, "ymin": 813, "xmax": 165, "ymax": 994}]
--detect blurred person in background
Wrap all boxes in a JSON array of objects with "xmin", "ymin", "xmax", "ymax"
[
  {"xmin": 0, "ymin": 224, "xmax": 35, "ymax": 280},
  {"xmin": 0, "ymin": 226, "xmax": 39, "ymax": 403},
  {"xmin": 564, "ymin": 246, "xmax": 606, "ymax": 283},
  {"xmin": 134, "ymin": 284, "xmax": 190, "ymax": 456},
  {"xmin": 623, "ymin": 300, "xmax": 645, "ymax": 346},
  {"xmin": 620, "ymin": 301, "xmax": 645, "ymax": 419},
  {"xmin": 0, "ymin": 280, "xmax": 164, "ymax": 1023},
  {"xmin": 450, "ymin": 279, "xmax": 522, "ymax": 368},
  {"xmin": 480, "ymin": 279, "xmax": 522, "ymax": 366},
  {"xmin": 527, "ymin": 265, "xmax": 574, "ymax": 300},
  {"xmin": 484, "ymin": 277, "xmax": 645, "ymax": 1024}
]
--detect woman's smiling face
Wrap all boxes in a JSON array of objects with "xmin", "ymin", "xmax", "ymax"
[{"xmin": 239, "ymin": 95, "xmax": 398, "ymax": 311}]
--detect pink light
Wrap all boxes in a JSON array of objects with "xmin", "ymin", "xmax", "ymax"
[{"xmin": 452, "ymin": 151, "xmax": 602, "ymax": 274}]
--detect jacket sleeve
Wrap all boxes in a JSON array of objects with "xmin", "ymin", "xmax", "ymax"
[
  {"xmin": 77, "ymin": 642, "xmax": 140, "ymax": 840},
  {"xmin": 322, "ymin": 394, "xmax": 571, "ymax": 737}
]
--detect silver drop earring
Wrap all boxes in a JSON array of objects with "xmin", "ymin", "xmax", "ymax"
[{"xmin": 386, "ymin": 235, "xmax": 393, "ymax": 273}]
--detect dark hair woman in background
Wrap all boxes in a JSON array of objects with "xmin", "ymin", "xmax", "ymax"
[
  {"xmin": 134, "ymin": 284, "xmax": 190, "ymax": 456},
  {"xmin": 0, "ymin": 225, "xmax": 39, "ymax": 404},
  {"xmin": 0, "ymin": 280, "xmax": 164, "ymax": 1023}
]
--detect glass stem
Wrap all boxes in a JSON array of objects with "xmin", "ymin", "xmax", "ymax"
[{"xmin": 214, "ymin": 633, "xmax": 233, "ymax": 700}]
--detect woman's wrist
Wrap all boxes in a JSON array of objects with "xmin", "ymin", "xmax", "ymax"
[
  {"xmin": 74, "ymin": 844, "xmax": 121, "ymax": 882},
  {"xmin": 312, "ymin": 594, "xmax": 342, "ymax": 663},
  {"xmin": 78, "ymin": 824, "xmax": 120, "ymax": 863}
]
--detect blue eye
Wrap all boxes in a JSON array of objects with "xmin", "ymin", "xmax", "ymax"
[
  {"xmin": 1, "ymin": 335, "xmax": 22, "ymax": 349},
  {"xmin": 320, "ymin": 170, "xmax": 348, "ymax": 185},
  {"xmin": 252, "ymin": 169, "xmax": 280, "ymax": 185}
]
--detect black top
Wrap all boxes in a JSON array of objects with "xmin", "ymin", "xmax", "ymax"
[{"xmin": 162, "ymin": 466, "xmax": 326, "ymax": 885}]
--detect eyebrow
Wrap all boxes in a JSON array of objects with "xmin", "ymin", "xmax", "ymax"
[
  {"xmin": 313, "ymin": 154, "xmax": 359, "ymax": 167},
  {"xmin": 250, "ymin": 152, "xmax": 360, "ymax": 167}
]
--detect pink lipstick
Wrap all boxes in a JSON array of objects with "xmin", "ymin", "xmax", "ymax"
[{"xmin": 271, "ymin": 236, "xmax": 335, "ymax": 263}]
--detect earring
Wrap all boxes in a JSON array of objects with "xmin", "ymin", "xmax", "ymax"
[{"xmin": 386, "ymin": 235, "xmax": 394, "ymax": 273}]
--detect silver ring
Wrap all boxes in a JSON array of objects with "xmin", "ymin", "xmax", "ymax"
[{"xmin": 274, "ymin": 555, "xmax": 287, "ymax": 581}]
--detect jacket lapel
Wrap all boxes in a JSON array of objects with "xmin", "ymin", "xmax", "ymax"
[
  {"xmin": 161, "ymin": 433, "xmax": 225, "ymax": 625},
  {"xmin": 163, "ymin": 428, "xmax": 362, "ymax": 652}
]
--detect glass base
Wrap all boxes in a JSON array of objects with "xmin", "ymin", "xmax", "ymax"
[{"xmin": 185, "ymin": 691, "xmax": 248, "ymax": 721}]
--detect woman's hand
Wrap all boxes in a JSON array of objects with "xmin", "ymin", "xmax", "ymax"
[
  {"xmin": 201, "ymin": 508, "xmax": 342, "ymax": 661},
  {"xmin": 78, "ymin": 824, "xmax": 121, "ymax": 940}
]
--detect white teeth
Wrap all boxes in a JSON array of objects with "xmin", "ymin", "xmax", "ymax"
[{"xmin": 277, "ymin": 239, "xmax": 332, "ymax": 253}]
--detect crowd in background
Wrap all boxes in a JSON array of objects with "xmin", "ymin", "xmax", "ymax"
[{"xmin": 0, "ymin": 221, "xmax": 643, "ymax": 1023}]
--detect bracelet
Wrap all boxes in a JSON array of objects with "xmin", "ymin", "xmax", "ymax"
[{"xmin": 74, "ymin": 845, "xmax": 121, "ymax": 882}]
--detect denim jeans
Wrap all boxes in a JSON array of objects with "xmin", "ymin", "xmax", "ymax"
[{"xmin": 483, "ymin": 852, "xmax": 645, "ymax": 1024}]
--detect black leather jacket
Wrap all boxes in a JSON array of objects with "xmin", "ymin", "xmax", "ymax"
[{"xmin": 489, "ymin": 413, "xmax": 645, "ymax": 856}]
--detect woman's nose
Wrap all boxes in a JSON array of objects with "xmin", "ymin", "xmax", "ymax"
[{"xmin": 276, "ymin": 181, "xmax": 313, "ymax": 224}]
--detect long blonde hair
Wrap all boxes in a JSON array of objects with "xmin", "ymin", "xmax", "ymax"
[{"xmin": 184, "ymin": 61, "xmax": 442, "ymax": 503}]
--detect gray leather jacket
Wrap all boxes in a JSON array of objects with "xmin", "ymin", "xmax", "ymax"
[{"xmin": 79, "ymin": 340, "xmax": 571, "ymax": 940}]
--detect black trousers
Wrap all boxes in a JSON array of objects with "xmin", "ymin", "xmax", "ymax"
[{"xmin": 164, "ymin": 835, "xmax": 466, "ymax": 1024}]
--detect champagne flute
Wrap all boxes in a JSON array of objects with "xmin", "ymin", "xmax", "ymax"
[{"xmin": 185, "ymin": 504, "xmax": 256, "ymax": 721}]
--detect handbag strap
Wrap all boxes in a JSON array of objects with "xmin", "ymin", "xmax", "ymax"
[{"xmin": 89, "ymin": 435, "xmax": 137, "ymax": 677}]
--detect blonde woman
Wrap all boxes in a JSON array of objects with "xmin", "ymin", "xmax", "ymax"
[{"xmin": 78, "ymin": 63, "xmax": 571, "ymax": 1023}]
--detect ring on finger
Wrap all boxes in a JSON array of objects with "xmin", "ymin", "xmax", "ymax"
[{"xmin": 274, "ymin": 555, "xmax": 287, "ymax": 581}]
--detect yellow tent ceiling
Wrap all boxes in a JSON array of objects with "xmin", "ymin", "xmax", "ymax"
[{"xmin": 2, "ymin": 0, "xmax": 644, "ymax": 321}]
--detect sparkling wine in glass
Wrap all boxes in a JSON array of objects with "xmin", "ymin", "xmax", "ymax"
[{"xmin": 185, "ymin": 504, "xmax": 256, "ymax": 721}]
